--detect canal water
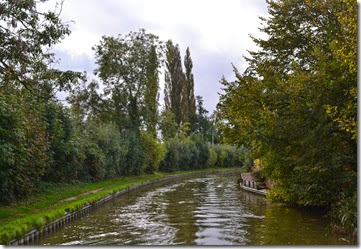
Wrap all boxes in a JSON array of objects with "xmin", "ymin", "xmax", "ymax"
[{"xmin": 35, "ymin": 172, "xmax": 350, "ymax": 245}]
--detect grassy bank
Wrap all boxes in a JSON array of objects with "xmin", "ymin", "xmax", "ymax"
[{"xmin": 0, "ymin": 167, "xmax": 239, "ymax": 244}]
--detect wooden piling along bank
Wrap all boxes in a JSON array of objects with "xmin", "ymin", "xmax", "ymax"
[{"xmin": 9, "ymin": 169, "xmax": 239, "ymax": 245}]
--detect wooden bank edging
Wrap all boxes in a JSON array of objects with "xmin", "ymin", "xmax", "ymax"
[
  {"xmin": 240, "ymin": 184, "xmax": 267, "ymax": 196},
  {"xmin": 9, "ymin": 169, "xmax": 239, "ymax": 245}
]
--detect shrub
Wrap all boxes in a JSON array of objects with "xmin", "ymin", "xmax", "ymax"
[
  {"xmin": 159, "ymin": 138, "xmax": 180, "ymax": 172},
  {"xmin": 160, "ymin": 134, "xmax": 243, "ymax": 172},
  {"xmin": 218, "ymin": 150, "xmax": 228, "ymax": 167},
  {"xmin": 207, "ymin": 147, "xmax": 217, "ymax": 167},
  {"xmin": 86, "ymin": 121, "xmax": 126, "ymax": 178},
  {"xmin": 178, "ymin": 137, "xmax": 194, "ymax": 170},
  {"xmin": 190, "ymin": 133, "xmax": 209, "ymax": 169},
  {"xmin": 122, "ymin": 130, "xmax": 147, "ymax": 175},
  {"xmin": 42, "ymin": 101, "xmax": 83, "ymax": 182},
  {"xmin": 140, "ymin": 131, "xmax": 166, "ymax": 173},
  {"xmin": 83, "ymin": 142, "xmax": 106, "ymax": 181}
]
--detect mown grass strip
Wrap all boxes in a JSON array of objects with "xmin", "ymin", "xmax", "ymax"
[{"xmin": 0, "ymin": 167, "xmax": 239, "ymax": 244}]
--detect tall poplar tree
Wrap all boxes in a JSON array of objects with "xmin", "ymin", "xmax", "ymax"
[
  {"xmin": 164, "ymin": 40, "xmax": 185, "ymax": 125},
  {"xmin": 183, "ymin": 47, "xmax": 196, "ymax": 122},
  {"xmin": 144, "ymin": 45, "xmax": 160, "ymax": 138}
]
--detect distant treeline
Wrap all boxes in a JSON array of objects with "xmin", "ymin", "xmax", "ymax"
[{"xmin": 0, "ymin": 2, "xmax": 244, "ymax": 204}]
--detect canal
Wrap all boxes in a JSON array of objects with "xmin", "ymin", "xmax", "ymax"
[{"xmin": 35, "ymin": 172, "xmax": 350, "ymax": 245}]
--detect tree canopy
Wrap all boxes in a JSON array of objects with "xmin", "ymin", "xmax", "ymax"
[{"xmin": 217, "ymin": 0, "xmax": 356, "ymax": 235}]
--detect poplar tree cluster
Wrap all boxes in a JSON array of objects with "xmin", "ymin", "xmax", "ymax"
[{"xmin": 164, "ymin": 40, "xmax": 196, "ymax": 125}]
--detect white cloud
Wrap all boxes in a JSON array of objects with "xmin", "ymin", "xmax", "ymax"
[{"xmin": 40, "ymin": 0, "xmax": 269, "ymax": 112}]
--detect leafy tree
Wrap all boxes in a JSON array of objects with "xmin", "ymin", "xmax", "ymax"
[
  {"xmin": 191, "ymin": 95, "xmax": 212, "ymax": 140},
  {"xmin": 0, "ymin": 93, "xmax": 49, "ymax": 203},
  {"xmin": 183, "ymin": 47, "xmax": 196, "ymax": 122},
  {"xmin": 140, "ymin": 131, "xmax": 166, "ymax": 173},
  {"xmin": 0, "ymin": 0, "xmax": 83, "ymax": 202},
  {"xmin": 86, "ymin": 121, "xmax": 126, "ymax": 179},
  {"xmin": 143, "ymin": 45, "xmax": 160, "ymax": 138},
  {"xmin": 82, "ymin": 142, "xmax": 106, "ymax": 181},
  {"xmin": 68, "ymin": 80, "xmax": 111, "ymax": 123},
  {"xmin": 159, "ymin": 108, "xmax": 179, "ymax": 140},
  {"xmin": 93, "ymin": 29, "xmax": 163, "ymax": 175},
  {"xmin": 42, "ymin": 101, "xmax": 81, "ymax": 182},
  {"xmin": 93, "ymin": 29, "xmax": 163, "ymax": 134},
  {"xmin": 164, "ymin": 43, "xmax": 197, "ymax": 127},
  {"xmin": 0, "ymin": 0, "xmax": 83, "ymax": 98},
  {"xmin": 122, "ymin": 130, "xmax": 148, "ymax": 175},
  {"xmin": 321, "ymin": 0, "xmax": 357, "ymax": 140},
  {"xmin": 217, "ymin": 0, "xmax": 356, "ymax": 235},
  {"xmin": 164, "ymin": 40, "xmax": 185, "ymax": 125}
]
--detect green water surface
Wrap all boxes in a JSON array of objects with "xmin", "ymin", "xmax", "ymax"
[{"xmin": 35, "ymin": 172, "xmax": 352, "ymax": 245}]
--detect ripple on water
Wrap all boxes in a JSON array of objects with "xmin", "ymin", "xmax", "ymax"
[
  {"xmin": 35, "ymin": 174, "xmax": 352, "ymax": 246},
  {"xmin": 58, "ymin": 240, "xmax": 85, "ymax": 246},
  {"xmin": 241, "ymin": 214, "xmax": 266, "ymax": 219}
]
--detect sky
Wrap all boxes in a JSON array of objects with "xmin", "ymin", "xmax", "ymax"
[{"xmin": 40, "ymin": 0, "xmax": 269, "ymax": 112}]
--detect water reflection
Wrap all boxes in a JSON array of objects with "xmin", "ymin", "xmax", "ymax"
[{"xmin": 35, "ymin": 173, "xmax": 351, "ymax": 245}]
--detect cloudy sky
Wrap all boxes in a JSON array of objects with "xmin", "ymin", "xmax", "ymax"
[{"xmin": 41, "ymin": 0, "xmax": 269, "ymax": 112}]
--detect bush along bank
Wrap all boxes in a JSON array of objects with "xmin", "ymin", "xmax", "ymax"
[{"xmin": 0, "ymin": 98, "xmax": 244, "ymax": 203}]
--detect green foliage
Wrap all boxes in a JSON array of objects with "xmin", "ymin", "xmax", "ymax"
[
  {"xmin": 0, "ymin": 168, "xmax": 234, "ymax": 244},
  {"xmin": 31, "ymin": 217, "xmax": 45, "ymax": 231},
  {"xmin": 212, "ymin": 144, "xmax": 243, "ymax": 168},
  {"xmin": 83, "ymin": 142, "xmax": 106, "ymax": 181},
  {"xmin": 15, "ymin": 224, "xmax": 29, "ymax": 239},
  {"xmin": 93, "ymin": 29, "xmax": 163, "ymax": 133},
  {"xmin": 143, "ymin": 45, "xmax": 160, "ymax": 138},
  {"xmin": 160, "ymin": 135, "xmax": 242, "ymax": 172},
  {"xmin": 218, "ymin": 150, "xmax": 228, "ymax": 168},
  {"xmin": 159, "ymin": 138, "xmax": 181, "ymax": 172},
  {"xmin": 42, "ymin": 101, "xmax": 82, "ymax": 182},
  {"xmin": 189, "ymin": 133, "xmax": 209, "ymax": 169},
  {"xmin": 0, "ymin": 231, "xmax": 11, "ymax": 245},
  {"xmin": 0, "ymin": 0, "xmax": 83, "ymax": 202},
  {"xmin": 140, "ymin": 131, "xmax": 166, "ymax": 173},
  {"xmin": 164, "ymin": 40, "xmax": 185, "ymax": 125},
  {"xmin": 67, "ymin": 80, "xmax": 108, "ymax": 122},
  {"xmin": 191, "ymin": 96, "xmax": 209, "ymax": 136},
  {"xmin": 121, "ymin": 130, "xmax": 148, "ymax": 175},
  {"xmin": 183, "ymin": 47, "xmax": 196, "ymax": 122},
  {"xmin": 160, "ymin": 109, "xmax": 179, "ymax": 140},
  {"xmin": 164, "ymin": 43, "xmax": 196, "ymax": 126},
  {"xmin": 0, "ymin": 93, "xmax": 49, "ymax": 203},
  {"xmin": 85, "ymin": 121, "xmax": 126, "ymax": 179},
  {"xmin": 0, "ymin": 0, "xmax": 84, "ymax": 98},
  {"xmin": 216, "ymin": 0, "xmax": 356, "ymax": 235},
  {"xmin": 207, "ymin": 147, "xmax": 217, "ymax": 167}
]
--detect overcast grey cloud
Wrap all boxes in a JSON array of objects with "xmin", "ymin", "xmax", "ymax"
[{"xmin": 41, "ymin": 0, "xmax": 269, "ymax": 112}]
